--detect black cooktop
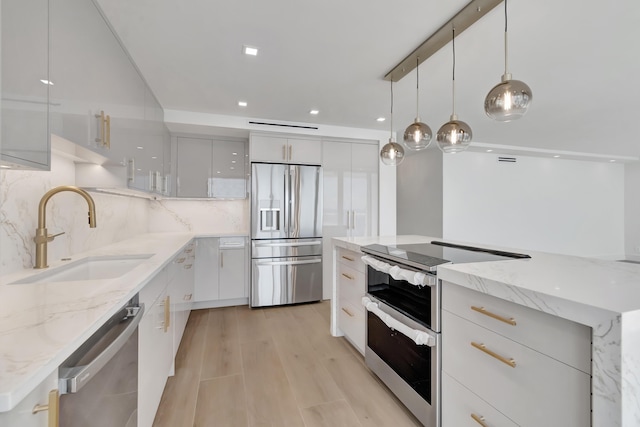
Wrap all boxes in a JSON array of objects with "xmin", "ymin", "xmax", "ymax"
[{"xmin": 361, "ymin": 241, "xmax": 530, "ymax": 271}]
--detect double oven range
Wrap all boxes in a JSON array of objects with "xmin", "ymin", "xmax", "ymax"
[{"xmin": 360, "ymin": 241, "xmax": 530, "ymax": 426}]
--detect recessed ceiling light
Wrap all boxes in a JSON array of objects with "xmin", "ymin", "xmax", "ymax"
[
  {"xmin": 310, "ymin": 110, "xmax": 319, "ymax": 115},
  {"xmin": 610, "ymin": 159, "xmax": 616, "ymax": 162},
  {"xmin": 136, "ymin": 168, "xmax": 142, "ymax": 171},
  {"xmin": 137, "ymin": 146, "xmax": 144, "ymax": 150},
  {"xmin": 553, "ymin": 155, "xmax": 560, "ymax": 158},
  {"xmin": 238, "ymin": 101, "xmax": 248, "ymax": 107},
  {"xmin": 217, "ymin": 171, "xmax": 221, "ymax": 174},
  {"xmin": 151, "ymin": 156, "xmax": 158, "ymax": 159},
  {"xmin": 232, "ymin": 152, "xmax": 238, "ymax": 155},
  {"xmin": 486, "ymin": 149, "xmax": 493, "ymax": 152},
  {"xmin": 376, "ymin": 117, "xmax": 386, "ymax": 122},
  {"xmin": 231, "ymin": 160, "xmax": 237, "ymax": 164},
  {"xmin": 242, "ymin": 45, "xmax": 258, "ymax": 56},
  {"xmin": 40, "ymin": 79, "xmax": 54, "ymax": 85},
  {"xmin": 230, "ymin": 167, "xmax": 235, "ymax": 170}
]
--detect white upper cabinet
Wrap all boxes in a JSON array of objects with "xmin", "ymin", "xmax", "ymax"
[
  {"xmin": 1, "ymin": 0, "xmax": 51, "ymax": 169},
  {"xmin": 174, "ymin": 136, "xmax": 247, "ymax": 198},
  {"xmin": 250, "ymin": 133, "xmax": 321, "ymax": 165}
]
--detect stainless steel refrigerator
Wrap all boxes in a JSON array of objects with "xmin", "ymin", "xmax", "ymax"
[{"xmin": 250, "ymin": 162, "xmax": 323, "ymax": 307}]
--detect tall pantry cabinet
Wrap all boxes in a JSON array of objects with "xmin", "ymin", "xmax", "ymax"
[{"xmin": 321, "ymin": 139, "xmax": 379, "ymax": 299}]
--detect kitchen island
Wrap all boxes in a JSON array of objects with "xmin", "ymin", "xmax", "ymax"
[{"xmin": 331, "ymin": 235, "xmax": 640, "ymax": 427}]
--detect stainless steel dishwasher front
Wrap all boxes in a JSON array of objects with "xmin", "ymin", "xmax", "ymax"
[{"xmin": 58, "ymin": 296, "xmax": 144, "ymax": 427}]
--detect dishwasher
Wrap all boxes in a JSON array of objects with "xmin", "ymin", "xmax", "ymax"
[{"xmin": 58, "ymin": 296, "xmax": 144, "ymax": 427}]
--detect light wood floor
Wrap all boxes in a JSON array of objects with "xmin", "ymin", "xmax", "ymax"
[{"xmin": 152, "ymin": 301, "xmax": 422, "ymax": 427}]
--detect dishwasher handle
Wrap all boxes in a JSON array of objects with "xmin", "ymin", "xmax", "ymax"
[{"xmin": 58, "ymin": 304, "xmax": 145, "ymax": 394}]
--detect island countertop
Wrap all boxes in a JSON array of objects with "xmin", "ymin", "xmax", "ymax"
[
  {"xmin": 331, "ymin": 235, "xmax": 640, "ymax": 426},
  {"xmin": 0, "ymin": 232, "xmax": 195, "ymax": 412}
]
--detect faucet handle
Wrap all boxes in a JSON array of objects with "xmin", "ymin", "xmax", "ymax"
[{"xmin": 48, "ymin": 231, "xmax": 65, "ymax": 241}]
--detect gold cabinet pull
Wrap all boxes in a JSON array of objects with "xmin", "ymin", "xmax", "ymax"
[
  {"xmin": 32, "ymin": 389, "xmax": 59, "ymax": 427},
  {"xmin": 184, "ymin": 264, "xmax": 193, "ymax": 269},
  {"xmin": 471, "ymin": 413, "xmax": 488, "ymax": 427},
  {"xmin": 288, "ymin": 144, "xmax": 292, "ymax": 160},
  {"xmin": 341, "ymin": 273, "xmax": 354, "ymax": 280},
  {"xmin": 471, "ymin": 342, "xmax": 516, "ymax": 368},
  {"xmin": 183, "ymin": 293, "xmax": 193, "ymax": 301},
  {"xmin": 105, "ymin": 114, "xmax": 111, "ymax": 149},
  {"xmin": 341, "ymin": 255, "xmax": 355, "ymax": 261},
  {"xmin": 176, "ymin": 257, "xmax": 186, "ymax": 264},
  {"xmin": 164, "ymin": 296, "xmax": 171, "ymax": 332},
  {"xmin": 341, "ymin": 307, "xmax": 354, "ymax": 317},
  {"xmin": 471, "ymin": 306, "xmax": 516, "ymax": 326},
  {"xmin": 95, "ymin": 110, "xmax": 105, "ymax": 145}
]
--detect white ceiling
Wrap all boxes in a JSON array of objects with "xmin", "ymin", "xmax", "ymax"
[{"xmin": 95, "ymin": 0, "xmax": 640, "ymax": 158}]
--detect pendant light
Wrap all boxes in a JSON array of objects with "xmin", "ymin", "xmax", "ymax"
[
  {"xmin": 380, "ymin": 80, "xmax": 405, "ymax": 166},
  {"xmin": 436, "ymin": 27, "xmax": 472, "ymax": 154},
  {"xmin": 403, "ymin": 57, "xmax": 432, "ymax": 151},
  {"xmin": 484, "ymin": 0, "xmax": 532, "ymax": 121}
]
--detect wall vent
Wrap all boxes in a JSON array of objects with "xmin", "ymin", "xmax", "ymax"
[
  {"xmin": 248, "ymin": 121, "xmax": 319, "ymax": 130},
  {"xmin": 497, "ymin": 156, "xmax": 517, "ymax": 163}
]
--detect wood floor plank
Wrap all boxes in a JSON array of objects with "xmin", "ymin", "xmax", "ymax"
[
  {"xmin": 301, "ymin": 400, "xmax": 362, "ymax": 427},
  {"xmin": 313, "ymin": 300, "xmax": 332, "ymax": 324},
  {"xmin": 201, "ymin": 307, "xmax": 242, "ymax": 380},
  {"xmin": 287, "ymin": 303, "xmax": 353, "ymax": 360},
  {"xmin": 194, "ymin": 375, "xmax": 248, "ymax": 427},
  {"xmin": 240, "ymin": 338, "xmax": 306, "ymax": 427},
  {"xmin": 236, "ymin": 305, "xmax": 271, "ymax": 344},
  {"xmin": 323, "ymin": 355, "xmax": 422, "ymax": 427},
  {"xmin": 267, "ymin": 309, "xmax": 344, "ymax": 408}
]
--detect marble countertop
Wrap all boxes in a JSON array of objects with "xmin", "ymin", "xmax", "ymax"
[
  {"xmin": 0, "ymin": 232, "xmax": 194, "ymax": 412},
  {"xmin": 332, "ymin": 235, "xmax": 640, "ymax": 426}
]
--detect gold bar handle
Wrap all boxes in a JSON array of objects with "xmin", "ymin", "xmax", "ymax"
[
  {"xmin": 105, "ymin": 114, "xmax": 111, "ymax": 149},
  {"xmin": 471, "ymin": 413, "xmax": 488, "ymax": 427},
  {"xmin": 341, "ymin": 255, "xmax": 355, "ymax": 261},
  {"xmin": 471, "ymin": 306, "xmax": 516, "ymax": 326},
  {"xmin": 164, "ymin": 295, "xmax": 171, "ymax": 332},
  {"xmin": 471, "ymin": 342, "xmax": 516, "ymax": 368},
  {"xmin": 95, "ymin": 110, "xmax": 105, "ymax": 145},
  {"xmin": 341, "ymin": 307, "xmax": 354, "ymax": 317},
  {"xmin": 32, "ymin": 389, "xmax": 59, "ymax": 427},
  {"xmin": 288, "ymin": 144, "xmax": 292, "ymax": 160},
  {"xmin": 176, "ymin": 257, "xmax": 186, "ymax": 264},
  {"xmin": 341, "ymin": 273, "xmax": 354, "ymax": 280}
]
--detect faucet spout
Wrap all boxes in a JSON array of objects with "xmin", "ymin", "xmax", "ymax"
[{"xmin": 34, "ymin": 186, "xmax": 97, "ymax": 269}]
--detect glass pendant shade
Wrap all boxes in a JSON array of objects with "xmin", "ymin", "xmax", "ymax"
[
  {"xmin": 436, "ymin": 115, "xmax": 472, "ymax": 154},
  {"xmin": 484, "ymin": 73, "xmax": 532, "ymax": 121},
  {"xmin": 380, "ymin": 139, "xmax": 405, "ymax": 166},
  {"xmin": 403, "ymin": 120, "xmax": 432, "ymax": 151}
]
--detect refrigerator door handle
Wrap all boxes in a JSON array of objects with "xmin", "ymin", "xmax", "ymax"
[
  {"xmin": 256, "ymin": 259, "xmax": 322, "ymax": 266},
  {"xmin": 254, "ymin": 241, "xmax": 322, "ymax": 247}
]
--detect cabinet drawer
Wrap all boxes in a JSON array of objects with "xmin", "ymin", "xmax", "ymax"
[
  {"xmin": 139, "ymin": 267, "xmax": 168, "ymax": 309},
  {"xmin": 338, "ymin": 298, "xmax": 365, "ymax": 354},
  {"xmin": 442, "ymin": 310, "xmax": 591, "ymax": 426},
  {"xmin": 442, "ymin": 372, "xmax": 517, "ymax": 427},
  {"xmin": 337, "ymin": 248, "xmax": 365, "ymax": 273},
  {"xmin": 442, "ymin": 282, "xmax": 591, "ymax": 373},
  {"xmin": 337, "ymin": 263, "xmax": 365, "ymax": 304}
]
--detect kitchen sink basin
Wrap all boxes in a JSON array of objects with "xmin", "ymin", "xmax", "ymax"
[{"xmin": 11, "ymin": 254, "xmax": 155, "ymax": 284}]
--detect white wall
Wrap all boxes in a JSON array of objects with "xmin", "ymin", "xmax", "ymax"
[
  {"xmin": 443, "ymin": 152, "xmax": 625, "ymax": 258},
  {"xmin": 625, "ymin": 162, "xmax": 640, "ymax": 260}
]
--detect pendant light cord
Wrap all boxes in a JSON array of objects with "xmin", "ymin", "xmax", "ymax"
[
  {"xmin": 390, "ymin": 80, "xmax": 394, "ymax": 140},
  {"xmin": 416, "ymin": 57, "xmax": 420, "ymax": 117},
  {"xmin": 452, "ymin": 26, "xmax": 456, "ymax": 116},
  {"xmin": 504, "ymin": 0, "xmax": 509, "ymax": 75}
]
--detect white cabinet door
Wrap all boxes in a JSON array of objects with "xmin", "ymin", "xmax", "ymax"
[
  {"xmin": 219, "ymin": 247, "xmax": 246, "ymax": 299},
  {"xmin": 0, "ymin": 371, "xmax": 58, "ymax": 427},
  {"xmin": 138, "ymin": 284, "xmax": 172, "ymax": 427},
  {"xmin": 287, "ymin": 138, "xmax": 322, "ymax": 165},
  {"xmin": 194, "ymin": 237, "xmax": 220, "ymax": 302},
  {"xmin": 350, "ymin": 143, "xmax": 379, "ymax": 238},
  {"xmin": 250, "ymin": 134, "xmax": 288, "ymax": 162},
  {"xmin": 1, "ymin": 0, "xmax": 50, "ymax": 169},
  {"xmin": 211, "ymin": 140, "xmax": 247, "ymax": 198},
  {"xmin": 176, "ymin": 137, "xmax": 212, "ymax": 197}
]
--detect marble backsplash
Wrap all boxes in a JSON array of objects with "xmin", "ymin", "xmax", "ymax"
[
  {"xmin": 148, "ymin": 198, "xmax": 249, "ymax": 235},
  {"xmin": 0, "ymin": 154, "xmax": 149, "ymax": 275}
]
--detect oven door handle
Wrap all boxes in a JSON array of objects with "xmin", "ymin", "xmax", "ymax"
[
  {"xmin": 361, "ymin": 255, "xmax": 436, "ymax": 287},
  {"xmin": 362, "ymin": 297, "xmax": 436, "ymax": 347}
]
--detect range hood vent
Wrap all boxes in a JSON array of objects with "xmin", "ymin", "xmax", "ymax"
[
  {"xmin": 249, "ymin": 121, "xmax": 318, "ymax": 130},
  {"xmin": 497, "ymin": 156, "xmax": 517, "ymax": 163}
]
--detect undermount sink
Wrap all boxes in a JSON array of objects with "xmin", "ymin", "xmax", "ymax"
[{"xmin": 11, "ymin": 254, "xmax": 155, "ymax": 284}]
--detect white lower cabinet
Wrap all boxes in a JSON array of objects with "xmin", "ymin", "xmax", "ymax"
[
  {"xmin": 194, "ymin": 237, "xmax": 248, "ymax": 307},
  {"xmin": 169, "ymin": 241, "xmax": 195, "ymax": 361},
  {"xmin": 335, "ymin": 247, "xmax": 366, "ymax": 354},
  {"xmin": 442, "ymin": 283, "xmax": 592, "ymax": 427},
  {"xmin": 0, "ymin": 371, "xmax": 58, "ymax": 427}
]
